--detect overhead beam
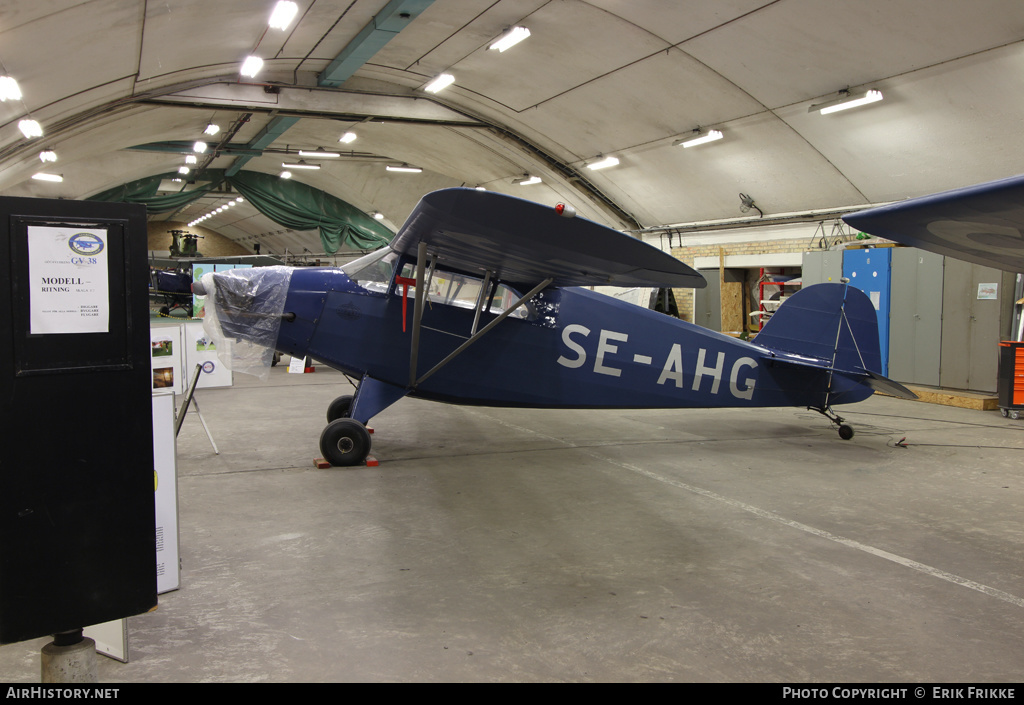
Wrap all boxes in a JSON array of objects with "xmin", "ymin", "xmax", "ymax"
[
  {"xmin": 319, "ymin": 0, "xmax": 436, "ymax": 87},
  {"xmin": 225, "ymin": 115, "xmax": 300, "ymax": 176}
]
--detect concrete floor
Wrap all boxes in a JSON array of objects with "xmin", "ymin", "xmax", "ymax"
[{"xmin": 2, "ymin": 364, "xmax": 1023, "ymax": 682}]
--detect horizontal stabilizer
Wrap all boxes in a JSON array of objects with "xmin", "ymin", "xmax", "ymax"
[
  {"xmin": 835, "ymin": 366, "xmax": 917, "ymax": 399},
  {"xmin": 390, "ymin": 188, "xmax": 706, "ymax": 289},
  {"xmin": 843, "ymin": 174, "xmax": 1024, "ymax": 273}
]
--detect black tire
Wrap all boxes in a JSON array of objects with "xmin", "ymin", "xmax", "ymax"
[
  {"xmin": 838, "ymin": 424, "xmax": 855, "ymax": 440},
  {"xmin": 326, "ymin": 394, "xmax": 354, "ymax": 423},
  {"xmin": 319, "ymin": 418, "xmax": 371, "ymax": 467}
]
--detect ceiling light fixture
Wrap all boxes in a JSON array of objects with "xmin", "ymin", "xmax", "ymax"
[
  {"xmin": 280, "ymin": 171, "xmax": 293, "ymax": 179},
  {"xmin": 268, "ymin": 1, "xmax": 299, "ymax": 30},
  {"xmin": 18, "ymin": 119, "xmax": 42, "ymax": 139},
  {"xmin": 675, "ymin": 129, "xmax": 723, "ymax": 148},
  {"xmin": 339, "ymin": 132, "xmax": 357, "ymax": 144},
  {"xmin": 32, "ymin": 173, "xmax": 62, "ymax": 182},
  {"xmin": 811, "ymin": 89, "xmax": 884, "ymax": 115},
  {"xmin": 240, "ymin": 55, "xmax": 264, "ymax": 78},
  {"xmin": 0, "ymin": 76, "xmax": 22, "ymax": 101},
  {"xmin": 178, "ymin": 166, "xmax": 190, "ymax": 175},
  {"xmin": 516, "ymin": 175, "xmax": 542, "ymax": 186},
  {"xmin": 282, "ymin": 160, "xmax": 320, "ymax": 169},
  {"xmin": 185, "ymin": 155, "xmax": 197, "ymax": 164},
  {"xmin": 489, "ymin": 26, "xmax": 531, "ymax": 52},
  {"xmin": 372, "ymin": 212, "xmax": 384, "ymax": 221},
  {"xmin": 38, "ymin": 150, "xmax": 56, "ymax": 163},
  {"xmin": 298, "ymin": 148, "xmax": 340, "ymax": 158},
  {"xmin": 204, "ymin": 123, "xmax": 221, "ymax": 136},
  {"xmin": 423, "ymin": 73, "xmax": 455, "ymax": 93},
  {"xmin": 587, "ymin": 156, "xmax": 620, "ymax": 170},
  {"xmin": 386, "ymin": 164, "xmax": 422, "ymax": 173},
  {"xmin": 193, "ymin": 141, "xmax": 208, "ymax": 153}
]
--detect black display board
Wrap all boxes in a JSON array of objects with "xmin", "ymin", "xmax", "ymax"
[{"xmin": 0, "ymin": 197, "xmax": 157, "ymax": 644}]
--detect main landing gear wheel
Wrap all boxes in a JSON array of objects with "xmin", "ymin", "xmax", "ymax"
[
  {"xmin": 326, "ymin": 394, "xmax": 354, "ymax": 423},
  {"xmin": 838, "ymin": 424, "xmax": 855, "ymax": 440},
  {"xmin": 320, "ymin": 418, "xmax": 371, "ymax": 467}
]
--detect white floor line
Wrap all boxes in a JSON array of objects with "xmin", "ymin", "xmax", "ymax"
[{"xmin": 469, "ymin": 408, "xmax": 1024, "ymax": 610}]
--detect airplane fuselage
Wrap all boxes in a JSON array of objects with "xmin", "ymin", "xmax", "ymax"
[{"xmin": 271, "ymin": 264, "xmax": 869, "ymax": 412}]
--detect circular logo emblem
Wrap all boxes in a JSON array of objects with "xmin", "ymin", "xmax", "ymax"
[
  {"xmin": 68, "ymin": 232, "xmax": 104, "ymax": 256},
  {"xmin": 201, "ymin": 361, "xmax": 216, "ymax": 374}
]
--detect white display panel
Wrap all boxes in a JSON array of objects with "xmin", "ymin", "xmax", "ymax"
[
  {"xmin": 184, "ymin": 320, "xmax": 232, "ymax": 389},
  {"xmin": 152, "ymin": 391, "xmax": 179, "ymax": 594},
  {"xmin": 151, "ymin": 323, "xmax": 184, "ymax": 395}
]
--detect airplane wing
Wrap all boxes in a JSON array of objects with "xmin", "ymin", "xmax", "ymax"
[
  {"xmin": 842, "ymin": 174, "xmax": 1024, "ymax": 273},
  {"xmin": 389, "ymin": 188, "xmax": 706, "ymax": 289}
]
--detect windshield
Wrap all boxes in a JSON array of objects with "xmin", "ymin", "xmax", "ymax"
[{"xmin": 342, "ymin": 248, "xmax": 398, "ymax": 294}]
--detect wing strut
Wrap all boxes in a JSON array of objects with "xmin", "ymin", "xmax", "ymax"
[
  {"xmin": 404, "ymin": 241, "xmax": 552, "ymax": 389},
  {"xmin": 414, "ymin": 276, "xmax": 553, "ymax": 388}
]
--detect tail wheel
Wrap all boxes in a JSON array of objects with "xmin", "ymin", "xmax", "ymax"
[
  {"xmin": 838, "ymin": 424, "xmax": 855, "ymax": 440},
  {"xmin": 320, "ymin": 418, "xmax": 371, "ymax": 467},
  {"xmin": 326, "ymin": 394, "xmax": 354, "ymax": 422}
]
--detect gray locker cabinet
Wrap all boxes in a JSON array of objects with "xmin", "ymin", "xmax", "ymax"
[
  {"xmin": 801, "ymin": 251, "xmax": 843, "ymax": 287},
  {"xmin": 694, "ymin": 268, "xmax": 743, "ymax": 332},
  {"xmin": 694, "ymin": 269, "xmax": 721, "ymax": 330},
  {"xmin": 940, "ymin": 259, "xmax": 1015, "ymax": 393},
  {"xmin": 888, "ymin": 249, "xmax": 944, "ymax": 387}
]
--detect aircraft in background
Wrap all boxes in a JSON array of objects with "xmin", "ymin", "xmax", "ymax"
[
  {"xmin": 195, "ymin": 188, "xmax": 915, "ymax": 466},
  {"xmin": 843, "ymin": 173, "xmax": 1024, "ymax": 274}
]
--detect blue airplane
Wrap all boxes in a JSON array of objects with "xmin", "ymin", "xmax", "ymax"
[{"xmin": 194, "ymin": 188, "xmax": 916, "ymax": 466}]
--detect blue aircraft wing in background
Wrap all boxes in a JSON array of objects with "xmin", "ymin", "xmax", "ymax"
[{"xmin": 843, "ymin": 173, "xmax": 1024, "ymax": 273}]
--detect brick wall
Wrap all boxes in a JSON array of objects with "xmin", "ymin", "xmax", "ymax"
[
  {"xmin": 664, "ymin": 225, "xmax": 826, "ymax": 324},
  {"xmin": 147, "ymin": 220, "xmax": 250, "ymax": 257}
]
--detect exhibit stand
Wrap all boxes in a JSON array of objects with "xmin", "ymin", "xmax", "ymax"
[{"xmin": 0, "ymin": 197, "xmax": 157, "ymax": 680}]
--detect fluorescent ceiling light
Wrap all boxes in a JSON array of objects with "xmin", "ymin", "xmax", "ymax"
[
  {"xmin": 193, "ymin": 141, "xmax": 208, "ymax": 154},
  {"xmin": 240, "ymin": 56, "xmax": 264, "ymax": 78},
  {"xmin": 339, "ymin": 132, "xmax": 357, "ymax": 144},
  {"xmin": 178, "ymin": 166, "xmax": 190, "ymax": 175},
  {"xmin": 185, "ymin": 155, "xmax": 197, "ymax": 164},
  {"xmin": 18, "ymin": 119, "xmax": 42, "ymax": 138},
  {"xmin": 298, "ymin": 148, "xmax": 340, "ymax": 158},
  {"xmin": 424, "ymin": 73, "xmax": 455, "ymax": 93},
  {"xmin": 282, "ymin": 160, "xmax": 319, "ymax": 169},
  {"xmin": 676, "ymin": 129, "xmax": 723, "ymax": 148},
  {"xmin": 269, "ymin": 1, "xmax": 298, "ymax": 30},
  {"xmin": 813, "ymin": 89, "xmax": 884, "ymax": 115},
  {"xmin": 587, "ymin": 156, "xmax": 619, "ymax": 170},
  {"xmin": 0, "ymin": 76, "xmax": 22, "ymax": 101},
  {"xmin": 280, "ymin": 171, "xmax": 293, "ymax": 179},
  {"xmin": 489, "ymin": 26, "xmax": 531, "ymax": 52},
  {"xmin": 204, "ymin": 123, "xmax": 221, "ymax": 136},
  {"xmin": 386, "ymin": 164, "xmax": 422, "ymax": 173},
  {"xmin": 32, "ymin": 172, "xmax": 62, "ymax": 182},
  {"xmin": 517, "ymin": 175, "xmax": 542, "ymax": 186},
  {"xmin": 38, "ymin": 150, "xmax": 56, "ymax": 163}
]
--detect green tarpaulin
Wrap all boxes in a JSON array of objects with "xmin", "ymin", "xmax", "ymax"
[{"xmin": 89, "ymin": 170, "xmax": 393, "ymax": 253}]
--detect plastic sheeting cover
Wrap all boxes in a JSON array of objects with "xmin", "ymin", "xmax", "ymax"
[{"xmin": 200, "ymin": 266, "xmax": 294, "ymax": 380}]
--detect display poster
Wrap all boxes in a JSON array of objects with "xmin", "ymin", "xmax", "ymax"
[
  {"xmin": 184, "ymin": 320, "xmax": 232, "ymax": 389},
  {"xmin": 978, "ymin": 283, "xmax": 998, "ymax": 300},
  {"xmin": 151, "ymin": 324, "xmax": 184, "ymax": 395},
  {"xmin": 27, "ymin": 226, "xmax": 109, "ymax": 335}
]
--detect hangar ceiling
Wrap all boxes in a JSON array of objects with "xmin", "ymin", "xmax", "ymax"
[{"xmin": 1, "ymin": 0, "xmax": 1023, "ymax": 258}]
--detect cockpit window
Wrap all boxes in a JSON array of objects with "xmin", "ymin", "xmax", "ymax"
[
  {"xmin": 342, "ymin": 248, "xmax": 398, "ymax": 294},
  {"xmin": 395, "ymin": 263, "xmax": 530, "ymax": 320}
]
